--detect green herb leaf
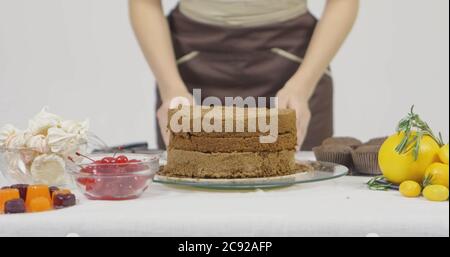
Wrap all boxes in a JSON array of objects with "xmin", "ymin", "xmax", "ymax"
[
  {"xmin": 395, "ymin": 106, "xmax": 444, "ymax": 160},
  {"xmin": 367, "ymin": 176, "xmax": 397, "ymax": 191},
  {"xmin": 422, "ymin": 174, "xmax": 433, "ymax": 188}
]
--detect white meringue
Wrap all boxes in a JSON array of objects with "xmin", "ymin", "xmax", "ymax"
[
  {"xmin": 61, "ymin": 119, "xmax": 90, "ymax": 136},
  {"xmin": 19, "ymin": 148, "xmax": 38, "ymax": 165},
  {"xmin": 26, "ymin": 134, "xmax": 49, "ymax": 153},
  {"xmin": 0, "ymin": 124, "xmax": 19, "ymax": 148},
  {"xmin": 47, "ymin": 127, "xmax": 78, "ymax": 153},
  {"xmin": 30, "ymin": 154, "xmax": 66, "ymax": 185},
  {"xmin": 5, "ymin": 131, "xmax": 29, "ymax": 149},
  {"xmin": 28, "ymin": 107, "xmax": 62, "ymax": 136}
]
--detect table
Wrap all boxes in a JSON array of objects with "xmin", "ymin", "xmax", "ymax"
[{"xmin": 1, "ymin": 152, "xmax": 448, "ymax": 237}]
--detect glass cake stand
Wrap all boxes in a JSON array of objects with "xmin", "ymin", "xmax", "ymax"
[{"xmin": 153, "ymin": 160, "xmax": 348, "ymax": 189}]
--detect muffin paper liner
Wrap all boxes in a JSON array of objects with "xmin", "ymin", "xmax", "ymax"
[
  {"xmin": 351, "ymin": 151, "xmax": 382, "ymax": 176},
  {"xmin": 313, "ymin": 147, "xmax": 354, "ymax": 172}
]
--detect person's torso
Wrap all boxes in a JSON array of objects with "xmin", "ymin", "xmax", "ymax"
[{"xmin": 179, "ymin": 0, "xmax": 308, "ymax": 27}]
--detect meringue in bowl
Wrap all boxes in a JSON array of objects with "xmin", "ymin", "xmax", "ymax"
[
  {"xmin": 0, "ymin": 144, "xmax": 87, "ymax": 186},
  {"xmin": 0, "ymin": 107, "xmax": 91, "ymax": 186}
]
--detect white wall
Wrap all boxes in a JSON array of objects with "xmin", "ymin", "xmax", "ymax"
[{"xmin": 0, "ymin": 0, "xmax": 448, "ymax": 148}]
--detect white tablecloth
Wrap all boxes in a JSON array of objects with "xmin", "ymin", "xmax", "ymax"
[{"xmin": 1, "ymin": 152, "xmax": 448, "ymax": 237}]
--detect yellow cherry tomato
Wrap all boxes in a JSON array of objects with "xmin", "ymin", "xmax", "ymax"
[
  {"xmin": 438, "ymin": 144, "xmax": 449, "ymax": 165},
  {"xmin": 399, "ymin": 181, "xmax": 422, "ymax": 198},
  {"xmin": 423, "ymin": 185, "xmax": 449, "ymax": 202},
  {"xmin": 379, "ymin": 133, "xmax": 440, "ymax": 184},
  {"xmin": 425, "ymin": 163, "xmax": 449, "ymax": 188}
]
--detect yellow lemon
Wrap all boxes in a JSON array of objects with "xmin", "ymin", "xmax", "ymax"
[
  {"xmin": 425, "ymin": 163, "xmax": 449, "ymax": 188},
  {"xmin": 399, "ymin": 181, "xmax": 422, "ymax": 198},
  {"xmin": 438, "ymin": 144, "xmax": 449, "ymax": 165},
  {"xmin": 423, "ymin": 185, "xmax": 449, "ymax": 202},
  {"xmin": 378, "ymin": 132, "xmax": 440, "ymax": 184}
]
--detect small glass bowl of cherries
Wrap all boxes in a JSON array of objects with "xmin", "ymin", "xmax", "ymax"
[{"xmin": 68, "ymin": 152, "xmax": 159, "ymax": 200}]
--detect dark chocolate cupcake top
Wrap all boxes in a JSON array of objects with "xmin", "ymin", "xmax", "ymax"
[{"xmin": 322, "ymin": 137, "xmax": 362, "ymax": 149}]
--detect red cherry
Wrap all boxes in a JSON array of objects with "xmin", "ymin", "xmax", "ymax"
[
  {"xmin": 101, "ymin": 157, "xmax": 116, "ymax": 164},
  {"xmin": 115, "ymin": 155, "xmax": 129, "ymax": 164},
  {"xmin": 126, "ymin": 163, "xmax": 148, "ymax": 173},
  {"xmin": 124, "ymin": 159, "xmax": 141, "ymax": 172},
  {"xmin": 87, "ymin": 160, "xmax": 104, "ymax": 173},
  {"xmin": 81, "ymin": 166, "xmax": 95, "ymax": 173},
  {"xmin": 94, "ymin": 177, "xmax": 120, "ymax": 197}
]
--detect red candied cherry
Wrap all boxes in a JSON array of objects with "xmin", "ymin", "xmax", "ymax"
[
  {"xmin": 99, "ymin": 157, "xmax": 128, "ymax": 174},
  {"xmin": 101, "ymin": 157, "xmax": 116, "ymax": 164},
  {"xmin": 86, "ymin": 160, "xmax": 107, "ymax": 173},
  {"xmin": 115, "ymin": 155, "xmax": 129, "ymax": 164},
  {"xmin": 115, "ymin": 176, "xmax": 144, "ymax": 195},
  {"xmin": 93, "ymin": 177, "xmax": 121, "ymax": 197},
  {"xmin": 81, "ymin": 165, "xmax": 96, "ymax": 173},
  {"xmin": 126, "ymin": 161, "xmax": 148, "ymax": 173},
  {"xmin": 82, "ymin": 160, "xmax": 105, "ymax": 173},
  {"xmin": 77, "ymin": 177, "xmax": 96, "ymax": 191}
]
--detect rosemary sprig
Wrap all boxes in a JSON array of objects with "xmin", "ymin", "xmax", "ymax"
[
  {"xmin": 367, "ymin": 176, "xmax": 399, "ymax": 191},
  {"xmin": 395, "ymin": 106, "xmax": 444, "ymax": 160},
  {"xmin": 422, "ymin": 174, "xmax": 433, "ymax": 188}
]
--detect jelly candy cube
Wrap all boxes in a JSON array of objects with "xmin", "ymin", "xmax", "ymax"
[
  {"xmin": 51, "ymin": 189, "xmax": 70, "ymax": 197},
  {"xmin": 51, "ymin": 189, "xmax": 71, "ymax": 203},
  {"xmin": 11, "ymin": 184, "xmax": 29, "ymax": 201},
  {"xmin": 49, "ymin": 186, "xmax": 60, "ymax": 198},
  {"xmin": 26, "ymin": 185, "xmax": 51, "ymax": 208},
  {"xmin": 29, "ymin": 197, "xmax": 52, "ymax": 213},
  {"xmin": 53, "ymin": 193, "xmax": 76, "ymax": 208},
  {"xmin": 0, "ymin": 189, "xmax": 20, "ymax": 213},
  {"xmin": 4, "ymin": 199, "xmax": 26, "ymax": 214}
]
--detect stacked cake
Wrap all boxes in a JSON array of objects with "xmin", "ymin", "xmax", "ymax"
[{"xmin": 162, "ymin": 107, "xmax": 298, "ymax": 178}]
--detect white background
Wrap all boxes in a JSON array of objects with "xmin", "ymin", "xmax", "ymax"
[{"xmin": 0, "ymin": 0, "xmax": 448, "ymax": 148}]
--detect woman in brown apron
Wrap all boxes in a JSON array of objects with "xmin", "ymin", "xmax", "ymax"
[{"xmin": 130, "ymin": 0, "xmax": 359, "ymax": 150}]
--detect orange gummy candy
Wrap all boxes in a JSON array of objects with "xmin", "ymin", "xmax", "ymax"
[
  {"xmin": 0, "ymin": 189, "xmax": 20, "ymax": 213},
  {"xmin": 29, "ymin": 197, "xmax": 52, "ymax": 213},
  {"xmin": 26, "ymin": 185, "xmax": 51, "ymax": 209}
]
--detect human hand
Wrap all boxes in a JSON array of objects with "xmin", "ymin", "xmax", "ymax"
[
  {"xmin": 157, "ymin": 89, "xmax": 193, "ymax": 147},
  {"xmin": 276, "ymin": 80, "xmax": 312, "ymax": 150}
]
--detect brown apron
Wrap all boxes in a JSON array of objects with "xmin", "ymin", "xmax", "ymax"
[{"xmin": 156, "ymin": 7, "xmax": 333, "ymax": 151}]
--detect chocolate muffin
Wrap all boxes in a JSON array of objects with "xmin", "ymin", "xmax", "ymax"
[
  {"xmin": 351, "ymin": 144, "xmax": 382, "ymax": 176},
  {"xmin": 313, "ymin": 144, "xmax": 354, "ymax": 170},
  {"xmin": 322, "ymin": 137, "xmax": 362, "ymax": 149},
  {"xmin": 365, "ymin": 137, "xmax": 388, "ymax": 146}
]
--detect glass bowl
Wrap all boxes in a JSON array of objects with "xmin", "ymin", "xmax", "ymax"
[
  {"xmin": 67, "ymin": 153, "xmax": 159, "ymax": 200},
  {"xmin": 0, "ymin": 146, "xmax": 85, "ymax": 186}
]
